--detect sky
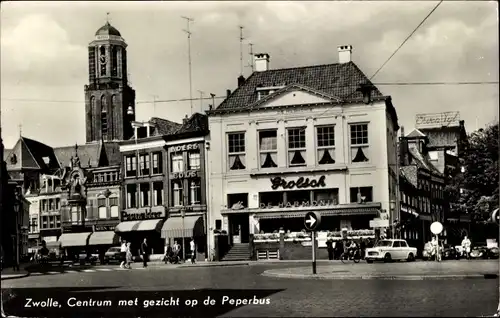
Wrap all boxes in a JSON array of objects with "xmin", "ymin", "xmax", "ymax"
[{"xmin": 1, "ymin": 1, "xmax": 498, "ymax": 148}]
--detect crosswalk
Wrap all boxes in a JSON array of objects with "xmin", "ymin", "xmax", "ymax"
[{"xmin": 30, "ymin": 266, "xmax": 149, "ymax": 276}]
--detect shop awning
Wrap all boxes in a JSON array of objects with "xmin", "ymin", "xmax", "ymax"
[
  {"xmin": 59, "ymin": 232, "xmax": 92, "ymax": 248},
  {"xmin": 115, "ymin": 220, "xmax": 165, "ymax": 233},
  {"xmin": 88, "ymin": 231, "xmax": 120, "ymax": 246},
  {"xmin": 161, "ymin": 216, "xmax": 204, "ymax": 239}
]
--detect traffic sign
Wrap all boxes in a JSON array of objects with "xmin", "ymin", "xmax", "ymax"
[
  {"xmin": 304, "ymin": 212, "xmax": 321, "ymax": 231},
  {"xmin": 430, "ymin": 221, "xmax": 443, "ymax": 235},
  {"xmin": 492, "ymin": 209, "xmax": 499, "ymax": 225}
]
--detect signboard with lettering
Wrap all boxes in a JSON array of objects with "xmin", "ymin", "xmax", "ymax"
[
  {"xmin": 415, "ymin": 111, "xmax": 460, "ymax": 129},
  {"xmin": 172, "ymin": 170, "xmax": 199, "ymax": 179},
  {"xmin": 270, "ymin": 176, "xmax": 326, "ymax": 190},
  {"xmin": 169, "ymin": 143, "xmax": 199, "ymax": 152},
  {"xmin": 121, "ymin": 210, "xmax": 165, "ymax": 222},
  {"xmin": 94, "ymin": 225, "xmax": 116, "ymax": 232},
  {"xmin": 259, "ymin": 199, "xmax": 337, "ymax": 210}
]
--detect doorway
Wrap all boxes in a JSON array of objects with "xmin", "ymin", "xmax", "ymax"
[{"xmin": 228, "ymin": 213, "xmax": 250, "ymax": 244}]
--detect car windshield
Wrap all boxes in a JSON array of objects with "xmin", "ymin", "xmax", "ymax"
[
  {"xmin": 376, "ymin": 240, "xmax": 393, "ymax": 247},
  {"xmin": 107, "ymin": 248, "xmax": 120, "ymax": 253}
]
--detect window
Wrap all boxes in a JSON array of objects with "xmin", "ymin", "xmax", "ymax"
[
  {"xmin": 56, "ymin": 215, "xmax": 61, "ymax": 228},
  {"xmin": 257, "ymin": 90, "xmax": 270, "ymax": 100},
  {"xmin": 152, "ymin": 152, "xmax": 163, "ymax": 174},
  {"xmin": 106, "ymin": 173, "xmax": 111, "ymax": 182},
  {"xmin": 188, "ymin": 152, "xmax": 201, "ymax": 170},
  {"xmin": 350, "ymin": 124, "xmax": 369, "ymax": 163},
  {"xmin": 41, "ymin": 200, "xmax": 47, "ymax": 212},
  {"xmin": 71, "ymin": 206, "xmax": 79, "ymax": 224},
  {"xmin": 125, "ymin": 155, "xmax": 137, "ymax": 177},
  {"xmin": 140, "ymin": 183, "xmax": 150, "ymax": 207},
  {"xmin": 126, "ymin": 184, "xmax": 137, "ymax": 208},
  {"xmin": 259, "ymin": 130, "xmax": 278, "ymax": 168},
  {"xmin": 259, "ymin": 192, "xmax": 284, "ymax": 208},
  {"xmin": 153, "ymin": 182, "xmax": 164, "ymax": 206},
  {"xmin": 111, "ymin": 47, "xmax": 118, "ymax": 76},
  {"xmin": 171, "ymin": 154, "xmax": 184, "ymax": 173},
  {"xmin": 317, "ymin": 126, "xmax": 336, "ymax": 165},
  {"xmin": 55, "ymin": 198, "xmax": 60, "ymax": 210},
  {"xmin": 109, "ymin": 197, "xmax": 119, "ymax": 218},
  {"xmin": 172, "ymin": 181, "xmax": 184, "ymax": 206},
  {"xmin": 228, "ymin": 133, "xmax": 246, "ymax": 170},
  {"xmin": 99, "ymin": 46, "xmax": 106, "ymax": 76},
  {"xmin": 48, "ymin": 199, "xmax": 54, "ymax": 211},
  {"xmin": 101, "ymin": 96, "xmax": 108, "ymax": 138},
  {"xmin": 314, "ymin": 189, "xmax": 339, "ymax": 204},
  {"xmin": 49, "ymin": 216, "xmax": 55, "ymax": 228},
  {"xmin": 287, "ymin": 127, "xmax": 306, "ymax": 166},
  {"xmin": 227, "ymin": 193, "xmax": 248, "ymax": 209},
  {"xmin": 31, "ymin": 217, "xmax": 38, "ymax": 233},
  {"xmin": 189, "ymin": 179, "xmax": 202, "ymax": 205},
  {"xmin": 139, "ymin": 154, "xmax": 150, "ymax": 176},
  {"xmin": 349, "ymin": 187, "xmax": 373, "ymax": 203},
  {"xmin": 41, "ymin": 216, "xmax": 48, "ymax": 229},
  {"xmin": 98, "ymin": 198, "xmax": 107, "ymax": 219}
]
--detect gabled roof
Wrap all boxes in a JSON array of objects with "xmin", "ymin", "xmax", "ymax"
[
  {"xmin": 150, "ymin": 117, "xmax": 182, "ymax": 136},
  {"xmin": 406, "ymin": 129, "xmax": 427, "ymax": 138},
  {"xmin": 408, "ymin": 146, "xmax": 443, "ymax": 176},
  {"xmin": 53, "ymin": 141, "xmax": 121, "ymax": 168},
  {"xmin": 175, "ymin": 113, "xmax": 209, "ymax": 135},
  {"xmin": 5, "ymin": 137, "xmax": 60, "ymax": 172},
  {"xmin": 213, "ymin": 61, "xmax": 385, "ymax": 112},
  {"xmin": 3, "ymin": 149, "xmax": 12, "ymax": 162}
]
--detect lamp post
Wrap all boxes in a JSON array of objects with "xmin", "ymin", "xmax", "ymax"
[
  {"xmin": 13, "ymin": 192, "xmax": 20, "ymax": 271},
  {"xmin": 390, "ymin": 200, "xmax": 397, "ymax": 239},
  {"xmin": 181, "ymin": 208, "xmax": 186, "ymax": 263}
]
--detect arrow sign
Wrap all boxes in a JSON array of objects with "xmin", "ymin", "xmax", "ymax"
[{"xmin": 304, "ymin": 211, "xmax": 321, "ymax": 231}]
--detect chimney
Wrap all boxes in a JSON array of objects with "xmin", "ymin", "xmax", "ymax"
[
  {"xmin": 237, "ymin": 75, "xmax": 245, "ymax": 87},
  {"xmin": 226, "ymin": 89, "xmax": 231, "ymax": 98},
  {"xmin": 183, "ymin": 114, "xmax": 189, "ymax": 124},
  {"xmin": 254, "ymin": 53, "xmax": 270, "ymax": 72},
  {"xmin": 338, "ymin": 45, "xmax": 352, "ymax": 63}
]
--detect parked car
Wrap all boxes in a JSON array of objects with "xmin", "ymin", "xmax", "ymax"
[
  {"xmin": 442, "ymin": 244, "xmax": 459, "ymax": 260},
  {"xmin": 470, "ymin": 246, "xmax": 489, "ymax": 259},
  {"xmin": 77, "ymin": 250, "xmax": 99, "ymax": 265},
  {"xmin": 488, "ymin": 247, "xmax": 499, "ymax": 259},
  {"xmin": 103, "ymin": 247, "xmax": 122, "ymax": 264},
  {"xmin": 365, "ymin": 239, "xmax": 417, "ymax": 263}
]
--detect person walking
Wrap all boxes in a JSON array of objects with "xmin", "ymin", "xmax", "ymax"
[
  {"xmin": 140, "ymin": 238, "xmax": 149, "ymax": 268},
  {"xmin": 125, "ymin": 242, "xmax": 132, "ymax": 269},
  {"xmin": 119, "ymin": 240, "xmax": 127, "ymax": 269},
  {"xmin": 326, "ymin": 239, "xmax": 334, "ymax": 260},
  {"xmin": 190, "ymin": 238, "xmax": 196, "ymax": 264},
  {"xmin": 461, "ymin": 236, "xmax": 472, "ymax": 260}
]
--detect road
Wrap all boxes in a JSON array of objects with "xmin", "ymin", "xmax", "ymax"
[{"xmin": 2, "ymin": 262, "xmax": 498, "ymax": 317}]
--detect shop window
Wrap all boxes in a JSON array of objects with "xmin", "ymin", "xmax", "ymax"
[
  {"xmin": 31, "ymin": 217, "xmax": 38, "ymax": 233},
  {"xmin": 171, "ymin": 154, "xmax": 184, "ymax": 173},
  {"xmin": 349, "ymin": 187, "xmax": 373, "ymax": 203},
  {"xmin": 140, "ymin": 183, "xmax": 150, "ymax": 207},
  {"xmin": 188, "ymin": 152, "xmax": 201, "ymax": 170},
  {"xmin": 126, "ymin": 184, "xmax": 137, "ymax": 208},
  {"xmin": 350, "ymin": 123, "xmax": 369, "ymax": 163},
  {"xmin": 152, "ymin": 152, "xmax": 163, "ymax": 174},
  {"xmin": 189, "ymin": 179, "xmax": 202, "ymax": 205},
  {"xmin": 227, "ymin": 193, "xmax": 248, "ymax": 209},
  {"xmin": 125, "ymin": 155, "xmax": 137, "ymax": 177},
  {"xmin": 98, "ymin": 198, "xmax": 107, "ymax": 219},
  {"xmin": 259, "ymin": 191, "xmax": 284, "ymax": 208},
  {"xmin": 228, "ymin": 132, "xmax": 246, "ymax": 170},
  {"xmin": 139, "ymin": 154, "xmax": 150, "ymax": 176},
  {"xmin": 317, "ymin": 126, "xmax": 336, "ymax": 165},
  {"xmin": 314, "ymin": 189, "xmax": 339, "ymax": 204},
  {"xmin": 153, "ymin": 182, "xmax": 164, "ymax": 206},
  {"xmin": 109, "ymin": 197, "xmax": 119, "ymax": 218},
  {"xmin": 172, "ymin": 181, "xmax": 184, "ymax": 206},
  {"xmin": 259, "ymin": 130, "xmax": 278, "ymax": 168},
  {"xmin": 287, "ymin": 127, "xmax": 306, "ymax": 167}
]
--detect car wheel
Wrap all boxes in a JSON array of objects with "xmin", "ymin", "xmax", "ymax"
[
  {"xmin": 407, "ymin": 253, "xmax": 415, "ymax": 262},
  {"xmin": 384, "ymin": 253, "xmax": 392, "ymax": 263},
  {"xmin": 366, "ymin": 260, "xmax": 373, "ymax": 264}
]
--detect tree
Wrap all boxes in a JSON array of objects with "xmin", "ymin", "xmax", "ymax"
[{"xmin": 447, "ymin": 123, "xmax": 499, "ymax": 222}]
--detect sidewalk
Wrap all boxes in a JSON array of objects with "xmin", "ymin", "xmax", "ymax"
[
  {"xmin": 262, "ymin": 260, "xmax": 500, "ymax": 280},
  {"xmin": 1, "ymin": 264, "xmax": 31, "ymax": 280}
]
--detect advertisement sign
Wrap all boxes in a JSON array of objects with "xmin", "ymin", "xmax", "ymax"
[
  {"xmin": 121, "ymin": 210, "xmax": 165, "ymax": 222},
  {"xmin": 415, "ymin": 111, "xmax": 460, "ymax": 129}
]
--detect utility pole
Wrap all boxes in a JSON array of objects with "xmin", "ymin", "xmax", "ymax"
[
  {"xmin": 182, "ymin": 16, "xmax": 194, "ymax": 115},
  {"xmin": 197, "ymin": 90, "xmax": 204, "ymax": 113},
  {"xmin": 239, "ymin": 26, "xmax": 245, "ymax": 76}
]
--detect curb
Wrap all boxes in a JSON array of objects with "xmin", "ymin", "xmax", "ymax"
[
  {"xmin": 1, "ymin": 272, "xmax": 30, "ymax": 281},
  {"xmin": 180, "ymin": 263, "xmax": 250, "ymax": 268},
  {"xmin": 261, "ymin": 271, "xmax": 499, "ymax": 281}
]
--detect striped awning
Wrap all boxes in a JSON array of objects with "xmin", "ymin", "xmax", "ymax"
[
  {"xmin": 88, "ymin": 231, "xmax": 120, "ymax": 246},
  {"xmin": 115, "ymin": 219, "xmax": 165, "ymax": 233},
  {"xmin": 59, "ymin": 232, "xmax": 92, "ymax": 248},
  {"xmin": 161, "ymin": 216, "xmax": 204, "ymax": 239},
  {"xmin": 256, "ymin": 208, "xmax": 379, "ymax": 220}
]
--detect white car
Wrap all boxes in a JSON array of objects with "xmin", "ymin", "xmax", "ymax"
[{"xmin": 365, "ymin": 239, "xmax": 417, "ymax": 263}]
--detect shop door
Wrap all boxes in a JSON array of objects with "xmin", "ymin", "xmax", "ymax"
[{"xmin": 229, "ymin": 214, "xmax": 250, "ymax": 244}]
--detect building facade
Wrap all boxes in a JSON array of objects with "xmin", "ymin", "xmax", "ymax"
[{"xmin": 206, "ymin": 47, "xmax": 399, "ymax": 259}]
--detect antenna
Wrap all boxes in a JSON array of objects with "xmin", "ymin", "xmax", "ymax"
[
  {"xmin": 19, "ymin": 124, "xmax": 22, "ymax": 137},
  {"xmin": 246, "ymin": 43, "xmax": 254, "ymax": 73},
  {"xmin": 197, "ymin": 90, "xmax": 204, "ymax": 113},
  {"xmin": 182, "ymin": 16, "xmax": 194, "ymax": 115},
  {"xmin": 106, "ymin": 12, "xmax": 110, "ymax": 23},
  {"xmin": 239, "ymin": 26, "xmax": 245, "ymax": 76}
]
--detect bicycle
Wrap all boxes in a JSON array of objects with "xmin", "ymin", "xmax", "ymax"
[{"xmin": 340, "ymin": 249, "xmax": 361, "ymax": 264}]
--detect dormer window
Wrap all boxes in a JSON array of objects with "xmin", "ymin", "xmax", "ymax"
[{"xmin": 256, "ymin": 85, "xmax": 285, "ymax": 100}]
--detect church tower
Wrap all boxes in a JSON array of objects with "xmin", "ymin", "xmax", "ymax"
[{"xmin": 84, "ymin": 21, "xmax": 136, "ymax": 143}]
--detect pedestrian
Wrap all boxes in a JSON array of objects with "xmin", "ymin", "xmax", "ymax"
[
  {"xmin": 190, "ymin": 238, "xmax": 196, "ymax": 264},
  {"xmin": 163, "ymin": 244, "xmax": 172, "ymax": 264},
  {"xmin": 119, "ymin": 240, "xmax": 127, "ymax": 269},
  {"xmin": 140, "ymin": 238, "xmax": 149, "ymax": 268},
  {"xmin": 125, "ymin": 242, "xmax": 132, "ymax": 269},
  {"xmin": 326, "ymin": 239, "xmax": 334, "ymax": 260},
  {"xmin": 461, "ymin": 236, "xmax": 471, "ymax": 260}
]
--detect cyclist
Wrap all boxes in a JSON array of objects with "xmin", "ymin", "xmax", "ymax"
[{"xmin": 348, "ymin": 240, "xmax": 358, "ymax": 259}]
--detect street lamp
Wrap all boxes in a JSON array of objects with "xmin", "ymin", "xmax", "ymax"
[
  {"xmin": 13, "ymin": 193, "xmax": 20, "ymax": 271},
  {"xmin": 181, "ymin": 208, "xmax": 186, "ymax": 263}
]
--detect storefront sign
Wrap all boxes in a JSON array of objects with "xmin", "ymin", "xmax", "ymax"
[
  {"xmin": 170, "ymin": 143, "xmax": 199, "ymax": 152},
  {"xmin": 260, "ymin": 199, "xmax": 337, "ymax": 209},
  {"xmin": 94, "ymin": 225, "xmax": 116, "ymax": 232},
  {"xmin": 270, "ymin": 176, "xmax": 326, "ymax": 190},
  {"xmin": 415, "ymin": 111, "xmax": 460, "ymax": 128},
  {"xmin": 172, "ymin": 170, "xmax": 199, "ymax": 179},
  {"xmin": 121, "ymin": 211, "xmax": 164, "ymax": 221}
]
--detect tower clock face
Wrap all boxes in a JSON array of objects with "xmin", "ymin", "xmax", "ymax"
[{"xmin": 100, "ymin": 55, "xmax": 107, "ymax": 64}]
